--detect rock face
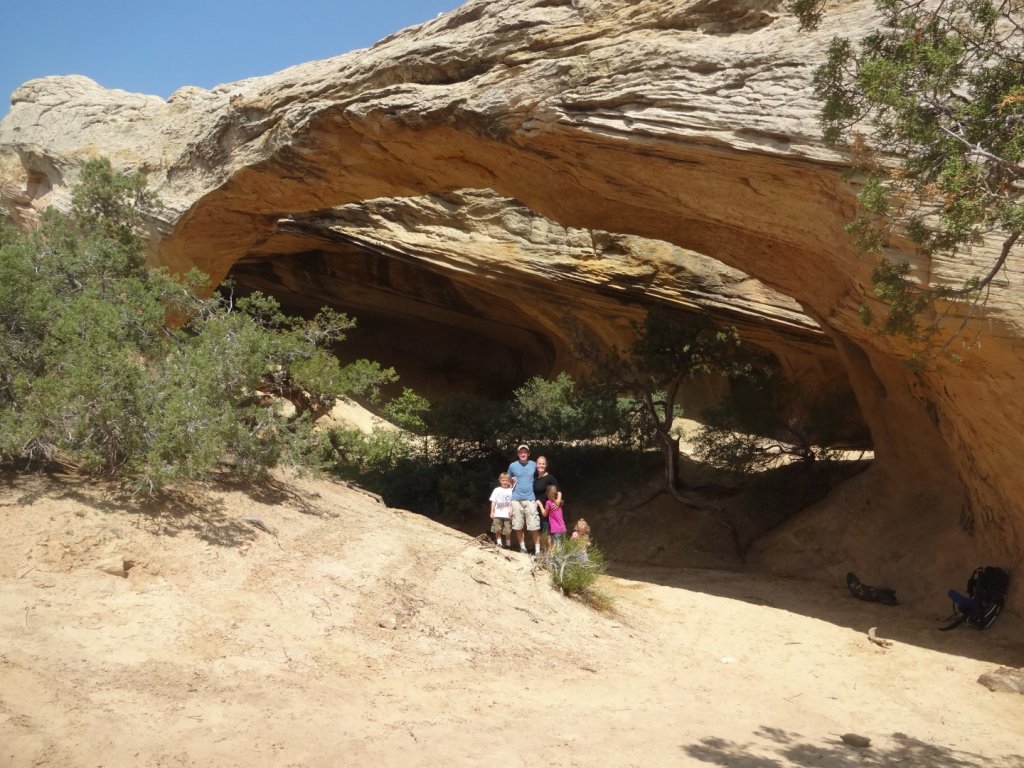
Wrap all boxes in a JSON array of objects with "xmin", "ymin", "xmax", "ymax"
[
  {"xmin": 229, "ymin": 189, "xmax": 834, "ymax": 401},
  {"xmin": 1, "ymin": 0, "xmax": 1021, "ymax": 618}
]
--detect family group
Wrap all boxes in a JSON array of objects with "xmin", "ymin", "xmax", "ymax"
[{"xmin": 487, "ymin": 444, "xmax": 590, "ymax": 556}]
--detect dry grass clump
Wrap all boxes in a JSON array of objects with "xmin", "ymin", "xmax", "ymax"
[{"xmin": 536, "ymin": 538, "xmax": 614, "ymax": 612}]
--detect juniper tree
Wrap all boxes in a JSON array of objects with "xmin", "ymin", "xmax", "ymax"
[
  {"xmin": 573, "ymin": 306, "xmax": 744, "ymax": 502},
  {"xmin": 789, "ymin": 0, "xmax": 1024, "ymax": 356},
  {"xmin": 0, "ymin": 158, "xmax": 403, "ymax": 491}
]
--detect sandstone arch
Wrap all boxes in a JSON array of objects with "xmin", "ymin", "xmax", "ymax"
[{"xmin": 2, "ymin": 0, "xmax": 1021, "ymax": 617}]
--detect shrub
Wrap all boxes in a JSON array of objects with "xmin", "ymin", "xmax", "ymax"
[
  {"xmin": 0, "ymin": 157, "xmax": 410, "ymax": 492},
  {"xmin": 426, "ymin": 393, "xmax": 512, "ymax": 461},
  {"xmin": 539, "ymin": 538, "xmax": 612, "ymax": 610},
  {"xmin": 435, "ymin": 460, "xmax": 495, "ymax": 521},
  {"xmin": 326, "ymin": 426, "xmax": 440, "ymax": 511},
  {"xmin": 693, "ymin": 373, "xmax": 870, "ymax": 475},
  {"xmin": 512, "ymin": 372, "xmax": 619, "ymax": 443}
]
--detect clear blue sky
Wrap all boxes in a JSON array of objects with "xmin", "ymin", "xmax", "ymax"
[{"xmin": 1, "ymin": 1, "xmax": 464, "ymax": 119}]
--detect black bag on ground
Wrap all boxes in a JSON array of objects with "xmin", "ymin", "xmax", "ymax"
[
  {"xmin": 940, "ymin": 566, "xmax": 1010, "ymax": 631},
  {"xmin": 846, "ymin": 572, "xmax": 898, "ymax": 605}
]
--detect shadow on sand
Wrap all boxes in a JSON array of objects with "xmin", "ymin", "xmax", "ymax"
[
  {"xmin": 606, "ymin": 561, "xmax": 1024, "ymax": 668},
  {"xmin": 680, "ymin": 726, "xmax": 1024, "ymax": 767},
  {"xmin": 5, "ymin": 468, "xmax": 337, "ymax": 549}
]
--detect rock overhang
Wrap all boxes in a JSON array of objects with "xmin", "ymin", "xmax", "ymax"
[{"xmin": 3, "ymin": 0, "xmax": 1023, "ymax": 619}]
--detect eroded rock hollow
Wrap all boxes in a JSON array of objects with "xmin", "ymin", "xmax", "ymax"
[{"xmin": 2, "ymin": 0, "xmax": 1021, "ymax": 618}]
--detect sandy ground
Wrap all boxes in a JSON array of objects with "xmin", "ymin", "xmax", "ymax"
[{"xmin": 1, "ymin": 469, "xmax": 1023, "ymax": 768}]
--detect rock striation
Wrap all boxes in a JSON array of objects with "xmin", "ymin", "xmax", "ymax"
[
  {"xmin": 228, "ymin": 189, "xmax": 834, "ymax": 401},
  {"xmin": 2, "ymin": 0, "xmax": 1022, "ymax": 619}
]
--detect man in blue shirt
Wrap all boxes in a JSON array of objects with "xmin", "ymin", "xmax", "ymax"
[{"xmin": 508, "ymin": 444, "xmax": 540, "ymax": 555}]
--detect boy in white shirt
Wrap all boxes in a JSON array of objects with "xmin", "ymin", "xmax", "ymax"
[{"xmin": 489, "ymin": 472, "xmax": 514, "ymax": 548}]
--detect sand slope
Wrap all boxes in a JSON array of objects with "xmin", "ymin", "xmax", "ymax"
[{"xmin": 1, "ymin": 470, "xmax": 1022, "ymax": 767}]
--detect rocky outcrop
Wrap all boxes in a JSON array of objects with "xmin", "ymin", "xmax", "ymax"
[{"xmin": 2, "ymin": 0, "xmax": 1021, "ymax": 618}]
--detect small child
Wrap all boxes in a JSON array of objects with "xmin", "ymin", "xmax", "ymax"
[
  {"xmin": 544, "ymin": 484, "xmax": 567, "ymax": 549},
  {"xmin": 571, "ymin": 518, "xmax": 591, "ymax": 559},
  {"xmin": 489, "ymin": 472, "xmax": 513, "ymax": 548}
]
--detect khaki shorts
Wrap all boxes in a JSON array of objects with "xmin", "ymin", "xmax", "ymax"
[
  {"xmin": 511, "ymin": 500, "xmax": 540, "ymax": 531},
  {"xmin": 491, "ymin": 517, "xmax": 512, "ymax": 536}
]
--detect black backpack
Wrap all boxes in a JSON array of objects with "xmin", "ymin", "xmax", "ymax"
[{"xmin": 940, "ymin": 566, "xmax": 1010, "ymax": 631}]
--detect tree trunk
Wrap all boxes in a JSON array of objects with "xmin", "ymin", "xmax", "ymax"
[
  {"xmin": 660, "ymin": 430, "xmax": 721, "ymax": 510},
  {"xmin": 659, "ymin": 431, "xmax": 689, "ymax": 504}
]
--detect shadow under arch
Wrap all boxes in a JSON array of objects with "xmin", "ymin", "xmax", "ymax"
[{"xmin": 605, "ymin": 562, "xmax": 1024, "ymax": 668}]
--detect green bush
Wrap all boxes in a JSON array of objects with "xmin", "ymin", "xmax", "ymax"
[
  {"xmin": 0, "ymin": 157, "xmax": 405, "ymax": 492},
  {"xmin": 436, "ymin": 460, "xmax": 495, "ymax": 522},
  {"xmin": 426, "ymin": 393, "xmax": 512, "ymax": 461},
  {"xmin": 540, "ymin": 538, "xmax": 612, "ymax": 610},
  {"xmin": 512, "ymin": 372, "xmax": 618, "ymax": 443},
  {"xmin": 693, "ymin": 372, "xmax": 870, "ymax": 475},
  {"xmin": 326, "ymin": 426, "xmax": 440, "ymax": 510},
  {"xmin": 327, "ymin": 427, "xmax": 415, "ymax": 475}
]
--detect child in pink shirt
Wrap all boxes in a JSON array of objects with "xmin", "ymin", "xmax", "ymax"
[{"xmin": 543, "ymin": 484, "xmax": 567, "ymax": 548}]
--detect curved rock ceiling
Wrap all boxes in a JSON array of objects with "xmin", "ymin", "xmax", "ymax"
[
  {"xmin": 2, "ymin": 0, "xmax": 1022, "ymax": 614},
  {"xmin": 228, "ymin": 189, "xmax": 834, "ymax": 401}
]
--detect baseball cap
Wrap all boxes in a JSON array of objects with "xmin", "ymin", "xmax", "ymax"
[{"xmin": 517, "ymin": 444, "xmax": 530, "ymax": 452}]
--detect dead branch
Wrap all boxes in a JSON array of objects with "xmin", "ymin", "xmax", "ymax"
[{"xmin": 867, "ymin": 627, "xmax": 893, "ymax": 648}]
